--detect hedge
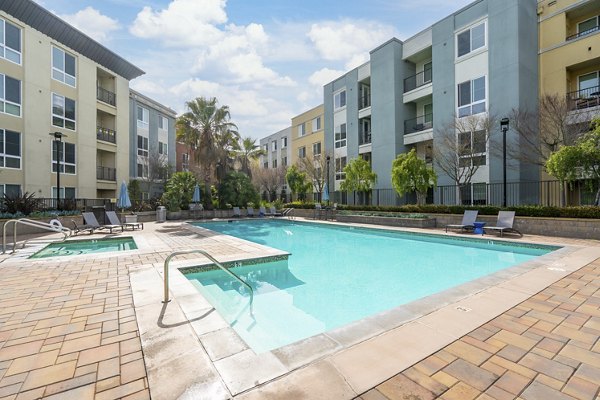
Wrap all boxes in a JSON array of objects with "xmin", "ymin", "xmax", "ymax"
[{"xmin": 284, "ymin": 202, "xmax": 600, "ymax": 219}]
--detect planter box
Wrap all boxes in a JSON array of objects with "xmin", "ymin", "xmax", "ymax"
[
  {"xmin": 124, "ymin": 215, "xmax": 138, "ymax": 224},
  {"xmin": 336, "ymin": 214, "xmax": 436, "ymax": 229}
]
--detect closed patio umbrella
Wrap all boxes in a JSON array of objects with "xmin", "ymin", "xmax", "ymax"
[
  {"xmin": 192, "ymin": 184, "xmax": 201, "ymax": 204},
  {"xmin": 322, "ymin": 183, "xmax": 330, "ymax": 203},
  {"xmin": 117, "ymin": 180, "xmax": 131, "ymax": 211}
]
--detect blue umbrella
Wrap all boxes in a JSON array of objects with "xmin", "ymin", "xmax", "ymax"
[
  {"xmin": 322, "ymin": 183, "xmax": 330, "ymax": 202},
  {"xmin": 192, "ymin": 184, "xmax": 201, "ymax": 203},
  {"xmin": 117, "ymin": 180, "xmax": 131, "ymax": 210}
]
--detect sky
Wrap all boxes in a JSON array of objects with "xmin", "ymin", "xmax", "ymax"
[{"xmin": 36, "ymin": 0, "xmax": 474, "ymax": 140}]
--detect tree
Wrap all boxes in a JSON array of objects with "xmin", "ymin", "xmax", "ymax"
[
  {"xmin": 137, "ymin": 147, "xmax": 172, "ymax": 198},
  {"xmin": 285, "ymin": 165, "xmax": 311, "ymax": 201},
  {"xmin": 296, "ymin": 152, "xmax": 330, "ymax": 198},
  {"xmin": 546, "ymin": 120, "xmax": 600, "ymax": 205},
  {"xmin": 433, "ymin": 114, "xmax": 495, "ymax": 205},
  {"xmin": 161, "ymin": 171, "xmax": 198, "ymax": 211},
  {"xmin": 176, "ymin": 97, "xmax": 239, "ymax": 206},
  {"xmin": 340, "ymin": 157, "xmax": 377, "ymax": 205},
  {"xmin": 236, "ymin": 137, "xmax": 265, "ymax": 178},
  {"xmin": 391, "ymin": 149, "xmax": 437, "ymax": 205},
  {"xmin": 251, "ymin": 165, "xmax": 286, "ymax": 201},
  {"xmin": 218, "ymin": 171, "xmax": 260, "ymax": 207}
]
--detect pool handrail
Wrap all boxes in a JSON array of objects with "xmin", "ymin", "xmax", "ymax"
[
  {"xmin": 2, "ymin": 218, "xmax": 72, "ymax": 254},
  {"xmin": 163, "ymin": 249, "xmax": 254, "ymax": 314}
]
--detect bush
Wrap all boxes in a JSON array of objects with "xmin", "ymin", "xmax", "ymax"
[
  {"xmin": 161, "ymin": 172, "xmax": 198, "ymax": 211},
  {"xmin": 3, "ymin": 192, "xmax": 41, "ymax": 215},
  {"xmin": 218, "ymin": 172, "xmax": 259, "ymax": 207}
]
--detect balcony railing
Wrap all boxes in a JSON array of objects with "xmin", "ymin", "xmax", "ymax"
[
  {"xmin": 97, "ymin": 166, "xmax": 116, "ymax": 181},
  {"xmin": 567, "ymin": 85, "xmax": 600, "ymax": 111},
  {"xmin": 404, "ymin": 114, "xmax": 433, "ymax": 135},
  {"xmin": 404, "ymin": 68, "xmax": 433, "ymax": 93},
  {"xmin": 359, "ymin": 130, "xmax": 372, "ymax": 145},
  {"xmin": 359, "ymin": 94, "xmax": 371, "ymax": 109},
  {"xmin": 97, "ymin": 126, "xmax": 116, "ymax": 143},
  {"xmin": 97, "ymin": 86, "xmax": 116, "ymax": 106},
  {"xmin": 566, "ymin": 25, "xmax": 599, "ymax": 41}
]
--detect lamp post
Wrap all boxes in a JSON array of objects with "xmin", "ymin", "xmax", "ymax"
[
  {"xmin": 326, "ymin": 155, "xmax": 331, "ymax": 205},
  {"xmin": 49, "ymin": 132, "xmax": 66, "ymax": 210},
  {"xmin": 500, "ymin": 118, "xmax": 509, "ymax": 208}
]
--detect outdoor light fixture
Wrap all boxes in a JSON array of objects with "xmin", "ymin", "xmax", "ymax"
[
  {"xmin": 500, "ymin": 118, "xmax": 509, "ymax": 208},
  {"xmin": 49, "ymin": 132, "xmax": 66, "ymax": 210}
]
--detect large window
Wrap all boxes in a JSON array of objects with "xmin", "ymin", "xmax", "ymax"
[
  {"xmin": 334, "ymin": 90, "xmax": 346, "ymax": 110},
  {"xmin": 52, "ymin": 187, "xmax": 76, "ymax": 200},
  {"xmin": 334, "ymin": 123, "xmax": 347, "ymax": 148},
  {"xmin": 459, "ymin": 130, "xmax": 487, "ymax": 168},
  {"xmin": 578, "ymin": 16, "xmax": 599, "ymax": 36},
  {"xmin": 312, "ymin": 116, "xmax": 321, "ymax": 132},
  {"xmin": 312, "ymin": 142, "xmax": 321, "ymax": 156},
  {"xmin": 458, "ymin": 76, "xmax": 486, "ymax": 117},
  {"xmin": 271, "ymin": 140, "xmax": 277, "ymax": 151},
  {"xmin": 137, "ymin": 106, "xmax": 149, "ymax": 128},
  {"xmin": 52, "ymin": 46, "xmax": 76, "ymax": 87},
  {"xmin": 457, "ymin": 21, "xmax": 486, "ymax": 58},
  {"xmin": 335, "ymin": 156, "xmax": 347, "ymax": 181},
  {"xmin": 52, "ymin": 142, "xmax": 76, "ymax": 174},
  {"xmin": 158, "ymin": 115, "xmax": 168, "ymax": 130},
  {"xmin": 272, "ymin": 159, "xmax": 277, "ymax": 168},
  {"xmin": 282, "ymin": 156, "xmax": 287, "ymax": 167},
  {"xmin": 298, "ymin": 146, "xmax": 306, "ymax": 158},
  {"xmin": 137, "ymin": 163, "xmax": 148, "ymax": 179},
  {"xmin": 182, "ymin": 153, "xmax": 189, "ymax": 171},
  {"xmin": 0, "ymin": 184, "xmax": 20, "ymax": 199},
  {"xmin": 298, "ymin": 123, "xmax": 305, "ymax": 137},
  {"xmin": 0, "ymin": 18, "xmax": 21, "ymax": 64},
  {"xmin": 52, "ymin": 93, "xmax": 76, "ymax": 130},
  {"xmin": 159, "ymin": 141, "xmax": 168, "ymax": 155},
  {"xmin": 281, "ymin": 137, "xmax": 287, "ymax": 148},
  {"xmin": 579, "ymin": 71, "xmax": 599, "ymax": 92},
  {"xmin": 0, "ymin": 129, "xmax": 20, "ymax": 169},
  {"xmin": 137, "ymin": 135, "xmax": 149, "ymax": 157},
  {"xmin": 0, "ymin": 74, "xmax": 21, "ymax": 117}
]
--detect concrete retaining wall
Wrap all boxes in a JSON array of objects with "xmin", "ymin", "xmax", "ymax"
[
  {"xmin": 0, "ymin": 215, "xmax": 84, "ymax": 236},
  {"xmin": 336, "ymin": 214, "xmax": 436, "ymax": 228}
]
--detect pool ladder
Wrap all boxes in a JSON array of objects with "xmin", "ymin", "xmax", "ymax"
[
  {"xmin": 2, "ymin": 218, "xmax": 72, "ymax": 254},
  {"xmin": 163, "ymin": 249, "xmax": 254, "ymax": 314}
]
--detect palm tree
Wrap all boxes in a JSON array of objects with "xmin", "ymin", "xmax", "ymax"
[
  {"xmin": 237, "ymin": 137, "xmax": 265, "ymax": 177},
  {"xmin": 176, "ymin": 97, "xmax": 239, "ymax": 205}
]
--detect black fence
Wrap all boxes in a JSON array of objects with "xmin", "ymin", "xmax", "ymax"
[
  {"xmin": 97, "ymin": 86, "xmax": 116, "ymax": 106},
  {"xmin": 35, "ymin": 198, "xmax": 115, "ymax": 212},
  {"xmin": 403, "ymin": 68, "xmax": 433, "ymax": 93}
]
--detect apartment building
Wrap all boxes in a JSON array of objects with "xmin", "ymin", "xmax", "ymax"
[
  {"xmin": 258, "ymin": 127, "xmax": 291, "ymax": 199},
  {"xmin": 324, "ymin": 0, "xmax": 539, "ymax": 205},
  {"xmin": 290, "ymin": 104, "xmax": 325, "ymax": 166},
  {"xmin": 129, "ymin": 90, "xmax": 176, "ymax": 199},
  {"xmin": 0, "ymin": 0, "xmax": 144, "ymax": 201}
]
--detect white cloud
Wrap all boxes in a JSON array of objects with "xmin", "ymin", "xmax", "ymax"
[
  {"xmin": 58, "ymin": 7, "xmax": 120, "ymax": 43},
  {"xmin": 309, "ymin": 68, "xmax": 346, "ymax": 88},
  {"xmin": 307, "ymin": 19, "xmax": 397, "ymax": 69}
]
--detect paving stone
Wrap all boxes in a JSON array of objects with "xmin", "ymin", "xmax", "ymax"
[
  {"xmin": 443, "ymin": 359, "xmax": 498, "ymax": 392},
  {"xmin": 494, "ymin": 371, "xmax": 532, "ymax": 396},
  {"xmin": 402, "ymin": 367, "xmax": 447, "ymax": 396},
  {"xmin": 440, "ymin": 382, "xmax": 480, "ymax": 400},
  {"xmin": 563, "ymin": 376, "xmax": 600, "ymax": 400},
  {"xmin": 446, "ymin": 341, "xmax": 492, "ymax": 366},
  {"xmin": 20, "ymin": 361, "xmax": 76, "ymax": 391},
  {"xmin": 377, "ymin": 374, "xmax": 435, "ymax": 400},
  {"xmin": 519, "ymin": 353, "xmax": 575, "ymax": 381},
  {"xmin": 521, "ymin": 380, "xmax": 576, "ymax": 400},
  {"xmin": 497, "ymin": 345, "xmax": 528, "ymax": 363}
]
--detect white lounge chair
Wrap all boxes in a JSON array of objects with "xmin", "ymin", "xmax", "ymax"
[
  {"xmin": 484, "ymin": 211, "xmax": 522, "ymax": 237},
  {"xmin": 247, "ymin": 207, "xmax": 255, "ymax": 217},
  {"xmin": 258, "ymin": 206, "xmax": 266, "ymax": 217},
  {"xmin": 106, "ymin": 211, "xmax": 143, "ymax": 231},
  {"xmin": 232, "ymin": 207, "xmax": 241, "ymax": 217},
  {"xmin": 268, "ymin": 206, "xmax": 282, "ymax": 217},
  {"xmin": 314, "ymin": 203, "xmax": 322, "ymax": 219},
  {"xmin": 445, "ymin": 210, "xmax": 478, "ymax": 233},
  {"xmin": 82, "ymin": 212, "xmax": 123, "ymax": 234}
]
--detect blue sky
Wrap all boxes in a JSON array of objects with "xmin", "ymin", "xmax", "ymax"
[{"xmin": 38, "ymin": 0, "xmax": 473, "ymax": 140}]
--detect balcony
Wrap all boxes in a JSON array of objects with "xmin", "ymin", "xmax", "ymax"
[
  {"xmin": 404, "ymin": 68, "xmax": 432, "ymax": 93},
  {"xmin": 404, "ymin": 114, "xmax": 433, "ymax": 135},
  {"xmin": 567, "ymin": 85, "xmax": 600, "ymax": 111},
  {"xmin": 359, "ymin": 93, "xmax": 371, "ymax": 109},
  {"xmin": 97, "ymin": 166, "xmax": 116, "ymax": 181},
  {"xmin": 359, "ymin": 130, "xmax": 372, "ymax": 146},
  {"xmin": 97, "ymin": 126, "xmax": 116, "ymax": 144},
  {"xmin": 567, "ymin": 24, "xmax": 599, "ymax": 41},
  {"xmin": 97, "ymin": 86, "xmax": 116, "ymax": 106}
]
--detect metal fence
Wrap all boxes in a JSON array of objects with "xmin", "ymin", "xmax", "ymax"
[{"xmin": 35, "ymin": 198, "xmax": 115, "ymax": 212}]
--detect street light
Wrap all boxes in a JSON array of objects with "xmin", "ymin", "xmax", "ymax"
[
  {"xmin": 49, "ymin": 132, "xmax": 66, "ymax": 210},
  {"xmin": 500, "ymin": 118, "xmax": 509, "ymax": 208},
  {"xmin": 326, "ymin": 155, "xmax": 331, "ymax": 205}
]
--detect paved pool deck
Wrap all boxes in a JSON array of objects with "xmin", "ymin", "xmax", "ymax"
[{"xmin": 0, "ymin": 219, "xmax": 598, "ymax": 399}]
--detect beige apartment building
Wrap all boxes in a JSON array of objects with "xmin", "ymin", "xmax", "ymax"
[
  {"xmin": 0, "ymin": 1, "xmax": 143, "ymax": 201},
  {"xmin": 290, "ymin": 104, "xmax": 325, "ymax": 166}
]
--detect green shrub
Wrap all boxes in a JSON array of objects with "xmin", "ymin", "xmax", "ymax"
[{"xmin": 3, "ymin": 192, "xmax": 41, "ymax": 215}]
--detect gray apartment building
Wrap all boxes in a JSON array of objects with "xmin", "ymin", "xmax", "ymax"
[
  {"xmin": 259, "ymin": 127, "xmax": 291, "ymax": 199},
  {"xmin": 129, "ymin": 90, "xmax": 176, "ymax": 199},
  {"xmin": 324, "ymin": 0, "xmax": 539, "ymax": 205}
]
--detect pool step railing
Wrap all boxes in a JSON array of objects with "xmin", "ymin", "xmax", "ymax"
[
  {"xmin": 2, "ymin": 218, "xmax": 72, "ymax": 254},
  {"xmin": 163, "ymin": 249, "xmax": 254, "ymax": 314}
]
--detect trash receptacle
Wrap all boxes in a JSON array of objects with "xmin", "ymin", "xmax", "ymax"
[{"xmin": 156, "ymin": 206, "xmax": 166, "ymax": 222}]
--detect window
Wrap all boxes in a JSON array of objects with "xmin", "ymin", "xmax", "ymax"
[
  {"xmin": 263, "ymin": 161, "xmax": 268, "ymax": 169},
  {"xmin": 158, "ymin": 116, "xmax": 168, "ymax": 130},
  {"xmin": 281, "ymin": 137, "xmax": 287, "ymax": 148},
  {"xmin": 159, "ymin": 141, "xmax": 168, "ymax": 155},
  {"xmin": 182, "ymin": 153, "xmax": 189, "ymax": 171},
  {"xmin": 52, "ymin": 187, "xmax": 76, "ymax": 200},
  {"xmin": 423, "ymin": 61, "xmax": 432, "ymax": 83},
  {"xmin": 312, "ymin": 142, "xmax": 321, "ymax": 156},
  {"xmin": 272, "ymin": 159, "xmax": 277, "ymax": 168},
  {"xmin": 137, "ymin": 106, "xmax": 149, "ymax": 128},
  {"xmin": 298, "ymin": 146, "xmax": 306, "ymax": 158},
  {"xmin": 282, "ymin": 156, "xmax": 287, "ymax": 167},
  {"xmin": 335, "ymin": 156, "xmax": 347, "ymax": 180},
  {"xmin": 137, "ymin": 135, "xmax": 149, "ymax": 157},
  {"xmin": 272, "ymin": 140, "xmax": 277, "ymax": 151},
  {"xmin": 578, "ymin": 16, "xmax": 599, "ymax": 35},
  {"xmin": 0, "ymin": 74, "xmax": 21, "ymax": 117},
  {"xmin": 137, "ymin": 163, "xmax": 148, "ymax": 178},
  {"xmin": 457, "ymin": 21, "xmax": 486, "ymax": 58},
  {"xmin": 334, "ymin": 123, "xmax": 347, "ymax": 148},
  {"xmin": 0, "ymin": 129, "xmax": 20, "ymax": 169},
  {"xmin": 459, "ymin": 130, "xmax": 487, "ymax": 168},
  {"xmin": 52, "ymin": 93, "xmax": 76, "ymax": 130},
  {"xmin": 334, "ymin": 90, "xmax": 346, "ymax": 109},
  {"xmin": 458, "ymin": 76, "xmax": 486, "ymax": 117},
  {"xmin": 0, "ymin": 18, "xmax": 21, "ymax": 64},
  {"xmin": 424, "ymin": 103, "xmax": 433, "ymax": 124},
  {"xmin": 52, "ymin": 142, "xmax": 76, "ymax": 174},
  {"xmin": 298, "ymin": 123, "xmax": 305, "ymax": 137},
  {"xmin": 312, "ymin": 116, "xmax": 321, "ymax": 132},
  {"xmin": 52, "ymin": 46, "xmax": 76, "ymax": 87},
  {"xmin": 0, "ymin": 184, "xmax": 21, "ymax": 199},
  {"xmin": 579, "ymin": 71, "xmax": 599, "ymax": 92}
]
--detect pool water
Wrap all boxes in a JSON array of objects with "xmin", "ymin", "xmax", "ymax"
[
  {"xmin": 30, "ymin": 237, "xmax": 137, "ymax": 258},
  {"xmin": 187, "ymin": 220, "xmax": 557, "ymax": 353}
]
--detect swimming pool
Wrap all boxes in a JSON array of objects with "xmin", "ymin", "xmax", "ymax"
[
  {"xmin": 30, "ymin": 237, "xmax": 137, "ymax": 258},
  {"xmin": 186, "ymin": 220, "xmax": 558, "ymax": 353}
]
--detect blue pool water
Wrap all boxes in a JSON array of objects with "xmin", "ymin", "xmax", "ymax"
[{"xmin": 186, "ymin": 220, "xmax": 557, "ymax": 352}]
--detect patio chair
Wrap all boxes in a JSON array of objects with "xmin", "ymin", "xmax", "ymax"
[
  {"xmin": 324, "ymin": 203, "xmax": 338, "ymax": 220},
  {"xmin": 232, "ymin": 207, "xmax": 241, "ymax": 218},
  {"xmin": 314, "ymin": 203, "xmax": 322, "ymax": 219},
  {"xmin": 106, "ymin": 211, "xmax": 144, "ymax": 231},
  {"xmin": 445, "ymin": 210, "xmax": 478, "ymax": 233},
  {"xmin": 247, "ymin": 207, "xmax": 255, "ymax": 217},
  {"xmin": 269, "ymin": 206, "xmax": 282, "ymax": 217},
  {"xmin": 71, "ymin": 219, "xmax": 94, "ymax": 235},
  {"xmin": 258, "ymin": 206, "xmax": 266, "ymax": 217},
  {"xmin": 82, "ymin": 212, "xmax": 123, "ymax": 234},
  {"xmin": 484, "ymin": 211, "xmax": 522, "ymax": 237}
]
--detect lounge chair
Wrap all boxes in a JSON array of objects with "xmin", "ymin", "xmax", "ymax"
[
  {"xmin": 445, "ymin": 210, "xmax": 478, "ymax": 233},
  {"xmin": 314, "ymin": 203, "xmax": 322, "ymax": 219},
  {"xmin": 232, "ymin": 207, "xmax": 241, "ymax": 217},
  {"xmin": 106, "ymin": 211, "xmax": 144, "ymax": 231},
  {"xmin": 269, "ymin": 206, "xmax": 282, "ymax": 217},
  {"xmin": 324, "ymin": 203, "xmax": 338, "ymax": 220},
  {"xmin": 258, "ymin": 206, "xmax": 266, "ymax": 217},
  {"xmin": 71, "ymin": 219, "xmax": 94, "ymax": 235},
  {"xmin": 82, "ymin": 212, "xmax": 123, "ymax": 233},
  {"xmin": 484, "ymin": 211, "xmax": 522, "ymax": 237},
  {"xmin": 247, "ymin": 207, "xmax": 255, "ymax": 217}
]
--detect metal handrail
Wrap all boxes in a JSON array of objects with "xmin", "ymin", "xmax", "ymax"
[
  {"xmin": 163, "ymin": 250, "xmax": 254, "ymax": 313},
  {"xmin": 2, "ymin": 218, "xmax": 71, "ymax": 254}
]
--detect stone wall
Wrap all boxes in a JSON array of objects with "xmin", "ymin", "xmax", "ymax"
[{"xmin": 336, "ymin": 214, "xmax": 436, "ymax": 228}]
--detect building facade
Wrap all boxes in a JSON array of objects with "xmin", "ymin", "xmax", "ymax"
[
  {"xmin": 0, "ymin": 0, "xmax": 143, "ymax": 202},
  {"xmin": 324, "ymin": 0, "xmax": 539, "ymax": 206},
  {"xmin": 258, "ymin": 127, "xmax": 291, "ymax": 200},
  {"xmin": 290, "ymin": 104, "xmax": 325, "ymax": 166},
  {"xmin": 129, "ymin": 90, "xmax": 176, "ymax": 199}
]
